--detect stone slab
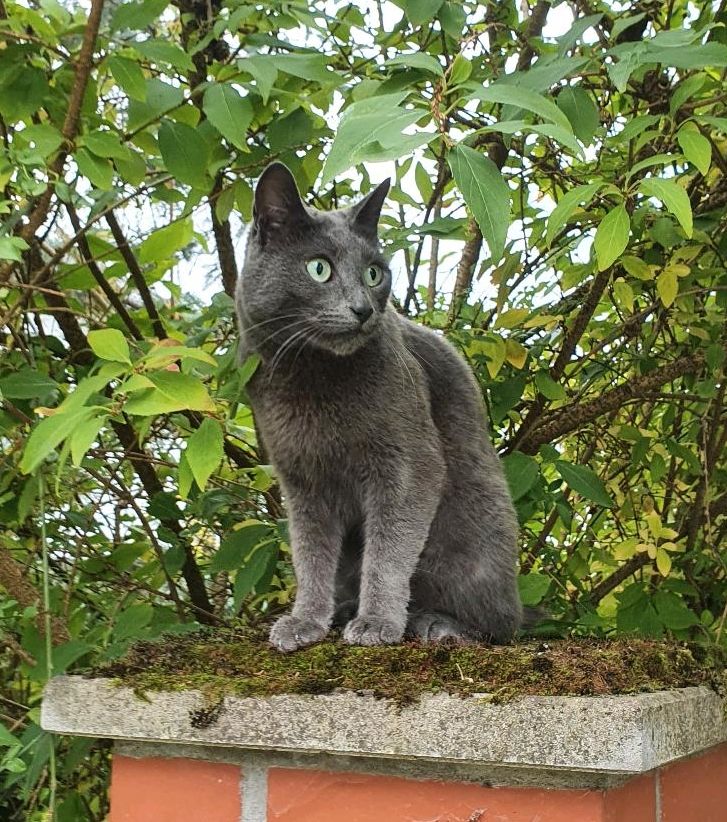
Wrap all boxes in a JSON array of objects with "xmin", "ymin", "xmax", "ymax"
[{"xmin": 41, "ymin": 677, "xmax": 726, "ymax": 788}]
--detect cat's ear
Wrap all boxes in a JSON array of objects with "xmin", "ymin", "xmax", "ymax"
[
  {"xmin": 349, "ymin": 179, "xmax": 390, "ymax": 238},
  {"xmin": 253, "ymin": 163, "xmax": 310, "ymax": 244}
]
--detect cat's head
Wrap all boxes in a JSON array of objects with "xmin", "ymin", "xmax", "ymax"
[{"xmin": 237, "ymin": 162, "xmax": 391, "ymax": 358}]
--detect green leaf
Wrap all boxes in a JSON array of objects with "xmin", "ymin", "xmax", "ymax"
[
  {"xmin": 606, "ymin": 43, "xmax": 647, "ymax": 92},
  {"xmin": 448, "ymin": 143, "xmax": 511, "ymax": 263},
  {"xmin": 83, "ymin": 130, "xmax": 130, "ymax": 161},
  {"xmin": 70, "ymin": 415, "xmax": 107, "ymax": 466},
  {"xmin": 448, "ymin": 54, "xmax": 472, "ymax": 85},
  {"xmin": 123, "ymin": 371, "xmax": 214, "ymax": 415},
  {"xmin": 555, "ymin": 460, "xmax": 614, "ymax": 507},
  {"xmin": 114, "ymin": 603, "xmax": 153, "ymax": 640},
  {"xmin": 502, "ymin": 452, "xmax": 539, "ymax": 502},
  {"xmin": 209, "ymin": 524, "xmax": 271, "ymax": 573},
  {"xmin": 594, "ymin": 204, "xmax": 630, "ymax": 271},
  {"xmin": 545, "ymin": 182, "xmax": 603, "ymax": 246},
  {"xmin": 108, "ymin": 56, "xmax": 147, "ymax": 102},
  {"xmin": 656, "ymin": 267, "xmax": 678, "ymax": 307},
  {"xmin": 653, "ymin": 591, "xmax": 698, "ymax": 630},
  {"xmin": 158, "ymin": 120, "xmax": 210, "ymax": 189},
  {"xmin": 638, "ymin": 178, "xmax": 693, "ymax": 237},
  {"xmin": 611, "ymin": 13, "xmax": 646, "ymax": 41},
  {"xmin": 0, "ymin": 723, "xmax": 19, "ymax": 747},
  {"xmin": 322, "ymin": 94, "xmax": 427, "ymax": 184},
  {"xmin": 74, "ymin": 149, "xmax": 113, "ymax": 190},
  {"xmin": 612, "ymin": 278, "xmax": 634, "ymax": 312},
  {"xmin": 518, "ymin": 573, "xmax": 550, "ymax": 606},
  {"xmin": 203, "ymin": 84, "xmax": 253, "ymax": 150},
  {"xmin": 645, "ymin": 42, "xmax": 727, "ymax": 71},
  {"xmin": 111, "ymin": 0, "xmax": 167, "ymax": 31},
  {"xmin": 240, "ymin": 56, "xmax": 277, "ymax": 104},
  {"xmin": 87, "ymin": 329, "xmax": 131, "ymax": 364},
  {"xmin": 0, "ymin": 370, "xmax": 57, "ymax": 399},
  {"xmin": 274, "ymin": 54, "xmax": 341, "ymax": 84},
  {"xmin": 676, "ymin": 127, "xmax": 711, "ymax": 176},
  {"xmin": 185, "ymin": 418, "xmax": 224, "ymax": 490},
  {"xmin": 133, "ymin": 39, "xmax": 194, "ymax": 72},
  {"xmin": 534, "ymin": 371, "xmax": 566, "ymax": 400},
  {"xmin": 19, "ymin": 408, "xmax": 96, "ymax": 474},
  {"xmin": 16, "ymin": 124, "xmax": 63, "ymax": 158},
  {"xmin": 0, "ymin": 237, "xmax": 29, "ymax": 263},
  {"xmin": 438, "ymin": 2, "xmax": 465, "ymax": 38},
  {"xmin": 621, "ymin": 255, "xmax": 653, "ymax": 280},
  {"xmin": 472, "ymin": 84, "xmax": 574, "ymax": 133},
  {"xmin": 138, "ymin": 219, "xmax": 193, "ymax": 263},
  {"xmin": 556, "ymin": 86, "xmax": 599, "ymax": 145},
  {"xmin": 405, "ymin": 0, "xmax": 443, "ymax": 27},
  {"xmin": 239, "ymin": 353, "xmax": 261, "ymax": 387},
  {"xmin": 233, "ymin": 542, "xmax": 277, "ymax": 608},
  {"xmin": 385, "ymin": 53, "xmax": 444, "ymax": 76}
]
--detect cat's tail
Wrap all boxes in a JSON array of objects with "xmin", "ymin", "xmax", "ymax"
[{"xmin": 521, "ymin": 605, "xmax": 548, "ymax": 629}]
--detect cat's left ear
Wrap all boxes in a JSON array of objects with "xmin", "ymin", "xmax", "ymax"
[{"xmin": 349, "ymin": 179, "xmax": 390, "ymax": 238}]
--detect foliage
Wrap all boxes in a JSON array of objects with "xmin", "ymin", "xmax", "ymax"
[{"xmin": 0, "ymin": 0, "xmax": 726, "ymax": 817}]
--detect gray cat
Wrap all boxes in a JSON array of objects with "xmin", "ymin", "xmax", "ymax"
[{"xmin": 235, "ymin": 162, "xmax": 524, "ymax": 651}]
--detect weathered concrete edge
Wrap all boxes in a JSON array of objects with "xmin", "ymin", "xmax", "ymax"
[
  {"xmin": 41, "ymin": 676, "xmax": 726, "ymax": 779},
  {"xmin": 113, "ymin": 739, "xmax": 635, "ymax": 790}
]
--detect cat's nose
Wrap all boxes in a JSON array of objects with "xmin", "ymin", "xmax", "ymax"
[{"xmin": 349, "ymin": 303, "xmax": 373, "ymax": 324}]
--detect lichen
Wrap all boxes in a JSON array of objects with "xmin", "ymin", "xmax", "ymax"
[{"xmin": 91, "ymin": 626, "xmax": 727, "ymax": 707}]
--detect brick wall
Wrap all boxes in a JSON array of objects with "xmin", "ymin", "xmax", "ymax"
[{"xmin": 108, "ymin": 742, "xmax": 727, "ymax": 822}]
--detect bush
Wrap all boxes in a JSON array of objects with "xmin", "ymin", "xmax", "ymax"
[{"xmin": 0, "ymin": 0, "xmax": 725, "ymax": 817}]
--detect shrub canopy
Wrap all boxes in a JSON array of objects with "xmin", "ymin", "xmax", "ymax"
[{"xmin": 0, "ymin": 0, "xmax": 726, "ymax": 817}]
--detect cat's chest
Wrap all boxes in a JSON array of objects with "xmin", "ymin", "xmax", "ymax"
[{"xmin": 249, "ymin": 366, "xmax": 379, "ymax": 469}]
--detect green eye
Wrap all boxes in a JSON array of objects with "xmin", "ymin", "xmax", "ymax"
[
  {"xmin": 364, "ymin": 265, "xmax": 384, "ymax": 287},
  {"xmin": 306, "ymin": 258, "xmax": 332, "ymax": 282}
]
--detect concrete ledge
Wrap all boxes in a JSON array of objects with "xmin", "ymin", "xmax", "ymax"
[{"xmin": 41, "ymin": 676, "xmax": 726, "ymax": 789}]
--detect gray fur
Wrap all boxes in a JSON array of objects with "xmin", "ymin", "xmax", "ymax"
[{"xmin": 235, "ymin": 162, "xmax": 523, "ymax": 651}]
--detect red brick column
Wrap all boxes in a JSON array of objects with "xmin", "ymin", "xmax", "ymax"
[{"xmin": 108, "ymin": 744, "xmax": 727, "ymax": 822}]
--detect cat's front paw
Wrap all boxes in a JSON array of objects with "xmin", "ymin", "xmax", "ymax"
[
  {"xmin": 269, "ymin": 614, "xmax": 328, "ymax": 652},
  {"xmin": 343, "ymin": 615, "xmax": 404, "ymax": 646}
]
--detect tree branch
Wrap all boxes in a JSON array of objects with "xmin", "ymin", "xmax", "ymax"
[
  {"xmin": 520, "ymin": 349, "xmax": 711, "ymax": 454},
  {"xmin": 105, "ymin": 211, "xmax": 167, "ymax": 339},
  {"xmin": 0, "ymin": 0, "xmax": 106, "ymax": 285}
]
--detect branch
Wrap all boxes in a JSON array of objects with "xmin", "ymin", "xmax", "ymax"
[
  {"xmin": 66, "ymin": 204, "xmax": 143, "ymax": 340},
  {"xmin": 0, "ymin": 0, "xmax": 106, "ymax": 285},
  {"xmin": 210, "ymin": 175, "xmax": 239, "ymax": 299},
  {"xmin": 105, "ymin": 211, "xmax": 167, "ymax": 339},
  {"xmin": 588, "ymin": 491, "xmax": 727, "ymax": 605},
  {"xmin": 516, "ymin": 0, "xmax": 551, "ymax": 71},
  {"xmin": 520, "ymin": 349, "xmax": 711, "ymax": 454},
  {"xmin": 0, "ymin": 540, "xmax": 69, "ymax": 645},
  {"xmin": 508, "ymin": 267, "xmax": 613, "ymax": 453}
]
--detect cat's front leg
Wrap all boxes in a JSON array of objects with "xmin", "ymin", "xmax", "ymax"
[
  {"xmin": 344, "ymin": 467, "xmax": 443, "ymax": 646},
  {"xmin": 269, "ymin": 494, "xmax": 342, "ymax": 652}
]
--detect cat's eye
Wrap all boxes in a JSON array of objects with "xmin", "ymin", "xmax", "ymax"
[
  {"xmin": 364, "ymin": 265, "xmax": 384, "ymax": 288},
  {"xmin": 306, "ymin": 258, "xmax": 332, "ymax": 283}
]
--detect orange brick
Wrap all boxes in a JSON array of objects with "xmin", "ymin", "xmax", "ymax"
[
  {"xmin": 604, "ymin": 773, "xmax": 656, "ymax": 822},
  {"xmin": 660, "ymin": 742, "xmax": 727, "ymax": 822},
  {"xmin": 109, "ymin": 754, "xmax": 241, "ymax": 822},
  {"xmin": 267, "ymin": 768, "xmax": 605, "ymax": 822}
]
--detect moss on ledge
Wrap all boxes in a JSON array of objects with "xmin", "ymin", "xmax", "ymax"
[{"xmin": 92, "ymin": 627, "xmax": 726, "ymax": 706}]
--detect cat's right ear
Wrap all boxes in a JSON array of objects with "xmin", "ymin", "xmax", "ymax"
[{"xmin": 253, "ymin": 163, "xmax": 310, "ymax": 245}]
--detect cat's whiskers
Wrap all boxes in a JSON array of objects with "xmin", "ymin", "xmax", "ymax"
[
  {"xmin": 243, "ymin": 313, "xmax": 303, "ymax": 335},
  {"xmin": 393, "ymin": 345, "xmax": 416, "ymax": 393},
  {"xmin": 256, "ymin": 318, "xmax": 312, "ymax": 352},
  {"xmin": 268, "ymin": 324, "xmax": 317, "ymax": 383},
  {"xmin": 290, "ymin": 325, "xmax": 327, "ymax": 372}
]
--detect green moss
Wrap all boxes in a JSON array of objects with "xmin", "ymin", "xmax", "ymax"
[{"xmin": 91, "ymin": 627, "xmax": 726, "ymax": 707}]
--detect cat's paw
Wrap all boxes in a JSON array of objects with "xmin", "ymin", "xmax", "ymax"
[
  {"xmin": 343, "ymin": 615, "xmax": 404, "ymax": 646},
  {"xmin": 269, "ymin": 615, "xmax": 328, "ymax": 652},
  {"xmin": 407, "ymin": 611, "xmax": 468, "ymax": 642}
]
